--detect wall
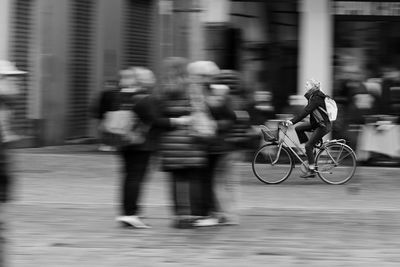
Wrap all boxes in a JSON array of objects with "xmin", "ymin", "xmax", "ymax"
[{"xmin": 33, "ymin": 0, "xmax": 69, "ymax": 145}]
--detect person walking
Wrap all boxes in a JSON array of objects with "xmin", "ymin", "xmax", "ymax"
[
  {"xmin": 285, "ymin": 78, "xmax": 332, "ymax": 178},
  {"xmin": 196, "ymin": 70, "xmax": 252, "ymax": 227},
  {"xmin": 114, "ymin": 67, "xmax": 181, "ymax": 228},
  {"xmin": 193, "ymin": 82, "xmax": 238, "ymax": 227},
  {"xmin": 158, "ymin": 57, "xmax": 211, "ymax": 228}
]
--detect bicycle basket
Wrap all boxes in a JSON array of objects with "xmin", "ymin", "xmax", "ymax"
[{"xmin": 261, "ymin": 126, "xmax": 279, "ymax": 142}]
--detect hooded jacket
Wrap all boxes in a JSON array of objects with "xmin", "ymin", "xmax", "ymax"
[{"xmin": 290, "ymin": 89, "xmax": 331, "ymax": 128}]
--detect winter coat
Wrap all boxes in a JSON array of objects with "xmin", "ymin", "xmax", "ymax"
[
  {"xmin": 290, "ymin": 90, "xmax": 331, "ymax": 128},
  {"xmin": 159, "ymin": 92, "xmax": 208, "ymax": 171},
  {"xmin": 118, "ymin": 92, "xmax": 170, "ymax": 152},
  {"xmin": 207, "ymin": 100, "xmax": 237, "ymax": 154}
]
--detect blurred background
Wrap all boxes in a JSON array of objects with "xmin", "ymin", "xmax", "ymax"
[{"xmin": 1, "ymin": 0, "xmax": 399, "ymax": 165}]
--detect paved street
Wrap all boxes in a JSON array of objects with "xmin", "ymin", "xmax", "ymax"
[{"xmin": 2, "ymin": 145, "xmax": 400, "ymax": 266}]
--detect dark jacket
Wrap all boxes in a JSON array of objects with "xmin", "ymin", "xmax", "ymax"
[
  {"xmin": 207, "ymin": 100, "xmax": 237, "ymax": 154},
  {"xmin": 119, "ymin": 92, "xmax": 171, "ymax": 152},
  {"xmin": 92, "ymin": 89, "xmax": 119, "ymax": 120},
  {"xmin": 290, "ymin": 90, "xmax": 331, "ymax": 128},
  {"xmin": 159, "ymin": 92, "xmax": 208, "ymax": 171}
]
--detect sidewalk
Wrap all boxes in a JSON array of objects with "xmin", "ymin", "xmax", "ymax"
[{"xmin": 3, "ymin": 145, "xmax": 400, "ymax": 266}]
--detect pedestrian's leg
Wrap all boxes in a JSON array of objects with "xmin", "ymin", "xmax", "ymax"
[
  {"xmin": 191, "ymin": 161, "xmax": 220, "ymax": 227},
  {"xmin": 172, "ymin": 169, "xmax": 191, "ymax": 216},
  {"xmin": 117, "ymin": 150, "xmax": 152, "ymax": 228},
  {"xmin": 213, "ymin": 152, "xmax": 240, "ymax": 225},
  {"xmin": 170, "ymin": 171, "xmax": 178, "ymax": 215},
  {"xmin": 0, "ymin": 208, "xmax": 5, "ymax": 267},
  {"xmin": 204, "ymin": 154, "xmax": 219, "ymax": 216},
  {"xmin": 171, "ymin": 169, "xmax": 193, "ymax": 228},
  {"xmin": 189, "ymin": 167, "xmax": 206, "ymax": 217},
  {"xmin": 120, "ymin": 150, "xmax": 151, "ymax": 216}
]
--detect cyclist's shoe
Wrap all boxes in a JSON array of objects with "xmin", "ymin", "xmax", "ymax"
[
  {"xmin": 314, "ymin": 139, "xmax": 323, "ymax": 149},
  {"xmin": 300, "ymin": 169, "xmax": 316, "ymax": 178}
]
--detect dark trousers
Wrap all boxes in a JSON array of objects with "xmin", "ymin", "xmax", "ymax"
[
  {"xmin": 120, "ymin": 149, "xmax": 151, "ymax": 216},
  {"xmin": 0, "ymin": 215, "xmax": 4, "ymax": 267},
  {"xmin": 196, "ymin": 153, "xmax": 221, "ymax": 216},
  {"xmin": 170, "ymin": 168, "xmax": 204, "ymax": 216},
  {"xmin": 295, "ymin": 122, "xmax": 330, "ymax": 165},
  {"xmin": 171, "ymin": 169, "xmax": 192, "ymax": 216}
]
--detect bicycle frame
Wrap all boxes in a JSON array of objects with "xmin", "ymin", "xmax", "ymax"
[
  {"xmin": 261, "ymin": 123, "xmax": 307, "ymax": 165},
  {"xmin": 255, "ymin": 123, "xmax": 357, "ymax": 184},
  {"xmin": 260, "ymin": 123, "xmax": 350, "ymax": 172}
]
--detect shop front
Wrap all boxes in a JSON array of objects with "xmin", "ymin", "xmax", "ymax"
[
  {"xmin": 333, "ymin": 0, "xmax": 400, "ymax": 109},
  {"xmin": 332, "ymin": 0, "xmax": 400, "ymax": 163}
]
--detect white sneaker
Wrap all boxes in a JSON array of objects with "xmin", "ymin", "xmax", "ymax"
[
  {"xmin": 116, "ymin": 216, "xmax": 151, "ymax": 229},
  {"xmin": 98, "ymin": 145, "xmax": 116, "ymax": 152},
  {"xmin": 193, "ymin": 217, "xmax": 219, "ymax": 227},
  {"xmin": 218, "ymin": 215, "xmax": 240, "ymax": 226}
]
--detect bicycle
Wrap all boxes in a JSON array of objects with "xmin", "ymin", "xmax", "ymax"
[{"xmin": 252, "ymin": 121, "xmax": 357, "ymax": 185}]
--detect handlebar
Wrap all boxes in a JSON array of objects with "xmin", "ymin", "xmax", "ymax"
[{"xmin": 258, "ymin": 121, "xmax": 290, "ymax": 131}]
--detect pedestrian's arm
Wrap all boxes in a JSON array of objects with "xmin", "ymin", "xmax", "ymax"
[
  {"xmin": 215, "ymin": 105, "xmax": 237, "ymax": 132},
  {"xmin": 137, "ymin": 97, "xmax": 173, "ymax": 128}
]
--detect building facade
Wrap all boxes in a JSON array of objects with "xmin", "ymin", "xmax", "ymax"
[
  {"xmin": 1, "ymin": 0, "xmax": 159, "ymax": 146},
  {"xmin": 2, "ymin": 0, "xmax": 399, "ymax": 147}
]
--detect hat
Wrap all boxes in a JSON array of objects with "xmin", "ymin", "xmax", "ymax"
[
  {"xmin": 130, "ymin": 67, "xmax": 156, "ymax": 86},
  {"xmin": 119, "ymin": 68, "xmax": 138, "ymax": 87},
  {"xmin": 187, "ymin": 61, "xmax": 220, "ymax": 76},
  {"xmin": 0, "ymin": 60, "xmax": 26, "ymax": 75}
]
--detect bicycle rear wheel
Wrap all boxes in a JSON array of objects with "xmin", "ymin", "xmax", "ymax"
[
  {"xmin": 315, "ymin": 143, "xmax": 357, "ymax": 185},
  {"xmin": 252, "ymin": 144, "xmax": 293, "ymax": 184}
]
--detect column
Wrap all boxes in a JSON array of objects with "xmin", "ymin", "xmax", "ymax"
[
  {"xmin": 298, "ymin": 0, "xmax": 333, "ymax": 96},
  {"xmin": 38, "ymin": 0, "xmax": 69, "ymax": 144},
  {"xmin": 0, "ymin": 0, "xmax": 12, "ymax": 60},
  {"xmin": 201, "ymin": 0, "xmax": 232, "ymax": 67},
  {"xmin": 188, "ymin": 0, "xmax": 205, "ymax": 61}
]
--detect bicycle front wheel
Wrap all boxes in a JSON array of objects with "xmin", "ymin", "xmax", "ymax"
[
  {"xmin": 252, "ymin": 144, "xmax": 293, "ymax": 184},
  {"xmin": 315, "ymin": 143, "xmax": 357, "ymax": 185}
]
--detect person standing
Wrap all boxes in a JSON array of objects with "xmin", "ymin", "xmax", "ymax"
[
  {"xmin": 196, "ymin": 70, "xmax": 251, "ymax": 227},
  {"xmin": 114, "ymin": 65, "xmax": 191, "ymax": 229},
  {"xmin": 114, "ymin": 67, "xmax": 178, "ymax": 229},
  {"xmin": 192, "ymin": 83, "xmax": 238, "ymax": 227},
  {"xmin": 158, "ymin": 57, "xmax": 211, "ymax": 228}
]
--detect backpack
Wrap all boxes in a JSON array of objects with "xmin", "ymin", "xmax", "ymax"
[
  {"xmin": 318, "ymin": 96, "xmax": 338, "ymax": 121},
  {"xmin": 101, "ymin": 90, "xmax": 149, "ymax": 147}
]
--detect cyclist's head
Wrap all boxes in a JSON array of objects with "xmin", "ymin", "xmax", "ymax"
[{"xmin": 304, "ymin": 78, "xmax": 320, "ymax": 99}]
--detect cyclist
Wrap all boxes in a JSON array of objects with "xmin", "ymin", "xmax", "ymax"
[{"xmin": 285, "ymin": 78, "xmax": 332, "ymax": 178}]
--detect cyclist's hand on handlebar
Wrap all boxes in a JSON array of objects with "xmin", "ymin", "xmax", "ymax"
[{"xmin": 283, "ymin": 120, "xmax": 293, "ymax": 127}]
